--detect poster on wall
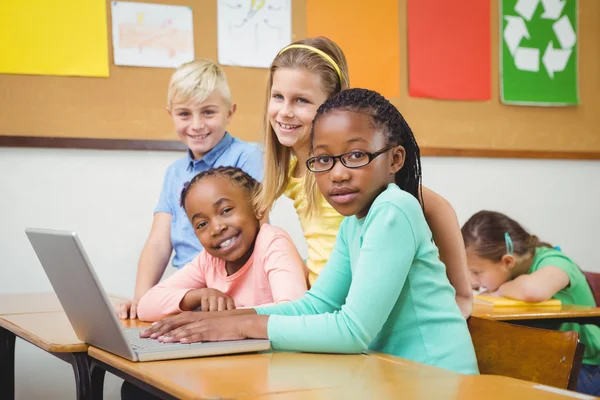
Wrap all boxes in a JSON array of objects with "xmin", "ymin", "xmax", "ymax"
[
  {"xmin": 217, "ymin": 0, "xmax": 292, "ymax": 68},
  {"xmin": 306, "ymin": 0, "xmax": 400, "ymax": 98},
  {"xmin": 500, "ymin": 0, "xmax": 579, "ymax": 106},
  {"xmin": 111, "ymin": 1, "xmax": 195, "ymax": 69},
  {"xmin": 0, "ymin": 0, "xmax": 109, "ymax": 77},
  {"xmin": 407, "ymin": 0, "xmax": 491, "ymax": 101}
]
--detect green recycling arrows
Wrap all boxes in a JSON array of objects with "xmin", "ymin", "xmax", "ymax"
[{"xmin": 501, "ymin": 0, "xmax": 579, "ymax": 106}]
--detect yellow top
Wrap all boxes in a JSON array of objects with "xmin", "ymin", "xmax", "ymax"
[{"xmin": 284, "ymin": 159, "xmax": 344, "ymax": 285}]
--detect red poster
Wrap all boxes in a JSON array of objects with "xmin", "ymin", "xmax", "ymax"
[{"xmin": 408, "ymin": 0, "xmax": 491, "ymax": 100}]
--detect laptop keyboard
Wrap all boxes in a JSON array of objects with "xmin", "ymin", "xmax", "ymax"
[{"xmin": 124, "ymin": 328, "xmax": 195, "ymax": 350}]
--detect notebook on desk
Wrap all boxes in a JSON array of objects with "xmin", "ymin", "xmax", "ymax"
[
  {"xmin": 25, "ymin": 228, "xmax": 271, "ymax": 362},
  {"xmin": 474, "ymin": 294, "xmax": 562, "ymax": 307}
]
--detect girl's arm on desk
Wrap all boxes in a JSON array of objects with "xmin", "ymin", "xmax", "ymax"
[{"xmin": 496, "ymin": 266, "xmax": 569, "ymax": 302}]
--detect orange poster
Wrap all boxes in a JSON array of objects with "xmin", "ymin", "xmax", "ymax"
[{"xmin": 306, "ymin": 0, "xmax": 400, "ymax": 98}]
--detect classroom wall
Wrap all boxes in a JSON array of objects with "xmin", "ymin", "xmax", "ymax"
[{"xmin": 1, "ymin": 147, "xmax": 599, "ymax": 399}]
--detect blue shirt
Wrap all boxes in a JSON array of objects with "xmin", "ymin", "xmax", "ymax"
[{"xmin": 155, "ymin": 133, "xmax": 263, "ymax": 268}]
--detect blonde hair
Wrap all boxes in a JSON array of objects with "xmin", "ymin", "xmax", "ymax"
[
  {"xmin": 255, "ymin": 37, "xmax": 350, "ymax": 217},
  {"xmin": 167, "ymin": 59, "xmax": 232, "ymax": 109}
]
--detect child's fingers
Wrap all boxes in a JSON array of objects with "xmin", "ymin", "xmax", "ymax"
[
  {"xmin": 147, "ymin": 322, "xmax": 168, "ymax": 338},
  {"xmin": 208, "ymin": 297, "xmax": 218, "ymax": 312},
  {"xmin": 146, "ymin": 316, "xmax": 184, "ymax": 338},
  {"xmin": 200, "ymin": 296, "xmax": 209, "ymax": 312},
  {"xmin": 226, "ymin": 298, "xmax": 235, "ymax": 310},
  {"xmin": 118, "ymin": 303, "xmax": 130, "ymax": 319},
  {"xmin": 179, "ymin": 334, "xmax": 203, "ymax": 344},
  {"xmin": 217, "ymin": 297, "xmax": 226, "ymax": 311},
  {"xmin": 161, "ymin": 322, "xmax": 199, "ymax": 341},
  {"xmin": 130, "ymin": 300, "xmax": 138, "ymax": 319},
  {"xmin": 150, "ymin": 321, "xmax": 180, "ymax": 338}
]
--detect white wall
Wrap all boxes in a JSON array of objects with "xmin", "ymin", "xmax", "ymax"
[{"xmin": 1, "ymin": 147, "xmax": 599, "ymax": 399}]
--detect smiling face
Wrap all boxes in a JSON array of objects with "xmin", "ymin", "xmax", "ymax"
[
  {"xmin": 184, "ymin": 176, "xmax": 260, "ymax": 271},
  {"xmin": 169, "ymin": 90, "xmax": 235, "ymax": 160},
  {"xmin": 268, "ymin": 68, "xmax": 329, "ymax": 154},
  {"xmin": 311, "ymin": 110, "xmax": 405, "ymax": 219}
]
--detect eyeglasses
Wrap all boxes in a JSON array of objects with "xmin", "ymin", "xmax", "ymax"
[{"xmin": 306, "ymin": 145, "xmax": 394, "ymax": 173}]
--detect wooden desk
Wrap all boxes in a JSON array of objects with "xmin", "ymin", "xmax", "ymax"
[
  {"xmin": 88, "ymin": 347, "xmax": 461, "ymax": 400},
  {"xmin": 0, "ymin": 292, "xmax": 65, "ymax": 315},
  {"xmin": 88, "ymin": 348, "xmax": 589, "ymax": 400},
  {"xmin": 0, "ymin": 292, "xmax": 128, "ymax": 316},
  {"xmin": 0, "ymin": 293, "xmax": 127, "ymax": 400},
  {"xmin": 250, "ymin": 375, "xmax": 591, "ymax": 400},
  {"xmin": 472, "ymin": 304, "xmax": 600, "ymax": 327}
]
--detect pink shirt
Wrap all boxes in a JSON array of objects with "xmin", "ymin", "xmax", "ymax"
[{"xmin": 137, "ymin": 224, "xmax": 308, "ymax": 322}]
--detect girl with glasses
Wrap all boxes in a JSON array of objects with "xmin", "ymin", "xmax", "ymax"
[
  {"xmin": 140, "ymin": 89, "xmax": 479, "ymax": 376},
  {"xmin": 255, "ymin": 36, "xmax": 473, "ymax": 318}
]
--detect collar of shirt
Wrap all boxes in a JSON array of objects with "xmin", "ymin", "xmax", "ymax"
[{"xmin": 186, "ymin": 132, "xmax": 234, "ymax": 171}]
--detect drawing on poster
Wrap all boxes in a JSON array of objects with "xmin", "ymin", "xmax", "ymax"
[
  {"xmin": 111, "ymin": 1, "xmax": 195, "ymax": 68},
  {"xmin": 218, "ymin": 0, "xmax": 292, "ymax": 68}
]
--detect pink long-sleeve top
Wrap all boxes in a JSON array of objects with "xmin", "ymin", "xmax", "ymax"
[{"xmin": 137, "ymin": 224, "xmax": 308, "ymax": 322}]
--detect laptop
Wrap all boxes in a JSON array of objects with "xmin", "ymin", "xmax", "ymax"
[{"xmin": 25, "ymin": 228, "xmax": 271, "ymax": 362}]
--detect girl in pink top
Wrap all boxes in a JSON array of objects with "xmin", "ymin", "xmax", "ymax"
[{"xmin": 137, "ymin": 166, "xmax": 308, "ymax": 322}]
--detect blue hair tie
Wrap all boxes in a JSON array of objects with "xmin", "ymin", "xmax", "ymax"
[{"xmin": 504, "ymin": 232, "xmax": 514, "ymax": 255}]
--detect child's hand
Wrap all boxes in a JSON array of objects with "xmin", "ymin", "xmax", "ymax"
[
  {"xmin": 140, "ymin": 311, "xmax": 218, "ymax": 339},
  {"xmin": 114, "ymin": 299, "xmax": 136, "ymax": 319},
  {"xmin": 159, "ymin": 316, "xmax": 245, "ymax": 343},
  {"xmin": 114, "ymin": 294, "xmax": 144, "ymax": 319},
  {"xmin": 157, "ymin": 315, "xmax": 264, "ymax": 344},
  {"xmin": 190, "ymin": 288, "xmax": 236, "ymax": 312}
]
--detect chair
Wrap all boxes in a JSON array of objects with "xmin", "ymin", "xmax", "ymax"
[
  {"xmin": 467, "ymin": 316, "xmax": 584, "ymax": 390},
  {"xmin": 583, "ymin": 271, "xmax": 600, "ymax": 306}
]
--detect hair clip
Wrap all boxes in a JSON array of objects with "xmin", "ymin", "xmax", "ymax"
[
  {"xmin": 504, "ymin": 232, "xmax": 514, "ymax": 255},
  {"xmin": 182, "ymin": 181, "xmax": 190, "ymax": 190}
]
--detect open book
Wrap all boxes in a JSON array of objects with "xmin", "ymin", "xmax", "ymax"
[{"xmin": 474, "ymin": 294, "xmax": 562, "ymax": 307}]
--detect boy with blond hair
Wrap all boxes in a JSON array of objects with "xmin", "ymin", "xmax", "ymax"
[{"xmin": 116, "ymin": 59, "xmax": 263, "ymax": 319}]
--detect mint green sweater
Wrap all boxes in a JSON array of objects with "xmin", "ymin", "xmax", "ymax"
[{"xmin": 255, "ymin": 184, "xmax": 479, "ymax": 375}]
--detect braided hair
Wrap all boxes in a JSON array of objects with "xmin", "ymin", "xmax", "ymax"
[
  {"xmin": 180, "ymin": 166, "xmax": 261, "ymax": 210},
  {"xmin": 309, "ymin": 88, "xmax": 423, "ymax": 204}
]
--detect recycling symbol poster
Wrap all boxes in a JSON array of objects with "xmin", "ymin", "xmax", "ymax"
[{"xmin": 501, "ymin": 0, "xmax": 578, "ymax": 106}]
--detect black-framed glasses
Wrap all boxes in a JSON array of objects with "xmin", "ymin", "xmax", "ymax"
[{"xmin": 306, "ymin": 145, "xmax": 394, "ymax": 173}]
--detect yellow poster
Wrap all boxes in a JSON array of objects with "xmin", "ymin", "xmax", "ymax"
[{"xmin": 0, "ymin": 0, "xmax": 109, "ymax": 77}]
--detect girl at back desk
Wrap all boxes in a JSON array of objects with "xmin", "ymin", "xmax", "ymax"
[
  {"xmin": 462, "ymin": 210, "xmax": 600, "ymax": 395},
  {"xmin": 141, "ymin": 89, "xmax": 479, "ymax": 375}
]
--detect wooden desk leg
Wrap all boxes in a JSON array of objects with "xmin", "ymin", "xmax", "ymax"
[
  {"xmin": 90, "ymin": 362, "xmax": 106, "ymax": 400},
  {"xmin": 90, "ymin": 359, "xmax": 177, "ymax": 400},
  {"xmin": 0, "ymin": 327, "xmax": 16, "ymax": 399},
  {"xmin": 53, "ymin": 352, "xmax": 92, "ymax": 400}
]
